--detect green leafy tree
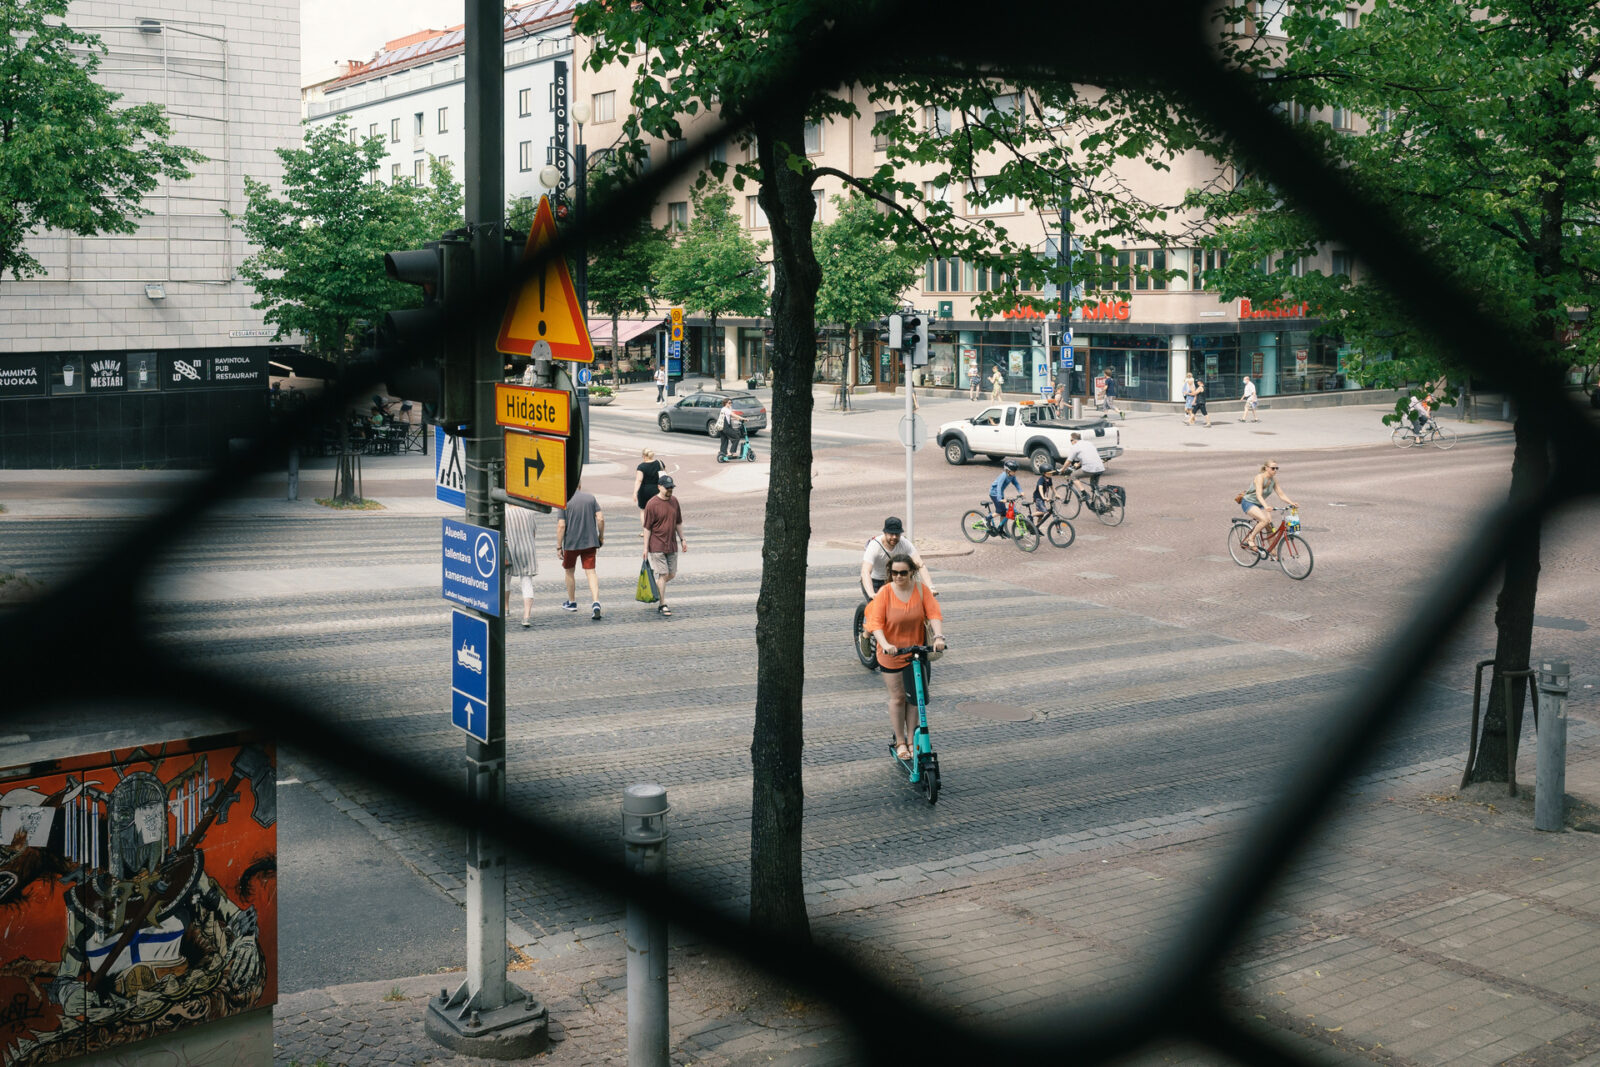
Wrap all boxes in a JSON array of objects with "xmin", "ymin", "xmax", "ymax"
[
  {"xmin": 1186, "ymin": 0, "xmax": 1600, "ymax": 782},
  {"xmin": 813, "ymin": 194, "xmax": 920, "ymax": 386},
  {"xmin": 0, "ymin": 0, "xmax": 203, "ymax": 285},
  {"xmin": 587, "ymin": 161, "xmax": 672, "ymax": 387},
  {"xmin": 232, "ymin": 119, "xmax": 464, "ymax": 360},
  {"xmin": 654, "ymin": 184, "xmax": 769, "ymax": 389}
]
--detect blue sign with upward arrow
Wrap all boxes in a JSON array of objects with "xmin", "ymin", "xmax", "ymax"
[{"xmin": 450, "ymin": 609, "xmax": 490, "ymax": 742}]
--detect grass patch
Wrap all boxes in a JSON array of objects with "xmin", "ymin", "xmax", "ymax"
[
  {"xmin": 314, "ymin": 497, "xmax": 385, "ymax": 510},
  {"xmin": 382, "ymin": 986, "xmax": 407, "ymax": 1002}
]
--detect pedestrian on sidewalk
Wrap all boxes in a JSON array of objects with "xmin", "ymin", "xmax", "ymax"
[
  {"xmin": 641, "ymin": 476, "xmax": 686, "ymax": 616},
  {"xmin": 1093, "ymin": 369, "xmax": 1109, "ymax": 414},
  {"xmin": 503, "ymin": 502, "xmax": 538, "ymax": 628},
  {"xmin": 1182, "ymin": 373, "xmax": 1196, "ymax": 422},
  {"xmin": 556, "ymin": 479, "xmax": 605, "ymax": 619},
  {"xmin": 1103, "ymin": 369, "xmax": 1125, "ymax": 419},
  {"xmin": 1188, "ymin": 377, "xmax": 1212, "ymax": 427},
  {"xmin": 1240, "ymin": 374, "xmax": 1259, "ymax": 422},
  {"xmin": 654, "ymin": 363, "xmax": 667, "ymax": 403},
  {"xmin": 988, "ymin": 365, "xmax": 1005, "ymax": 402}
]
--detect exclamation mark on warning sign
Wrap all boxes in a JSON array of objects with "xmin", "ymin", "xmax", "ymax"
[{"xmin": 537, "ymin": 271, "xmax": 547, "ymax": 336}]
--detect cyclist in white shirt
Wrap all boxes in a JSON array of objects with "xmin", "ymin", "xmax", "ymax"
[
  {"xmin": 1058, "ymin": 432, "xmax": 1106, "ymax": 494},
  {"xmin": 860, "ymin": 516, "xmax": 937, "ymax": 597}
]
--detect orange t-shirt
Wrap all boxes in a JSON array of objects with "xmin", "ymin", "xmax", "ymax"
[{"xmin": 863, "ymin": 582, "xmax": 943, "ymax": 670}]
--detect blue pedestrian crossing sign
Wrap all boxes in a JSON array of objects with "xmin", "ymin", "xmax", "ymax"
[{"xmin": 450, "ymin": 609, "xmax": 490, "ymax": 742}]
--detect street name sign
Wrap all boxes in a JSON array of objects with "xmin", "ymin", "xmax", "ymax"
[
  {"xmin": 494, "ymin": 383, "xmax": 570, "ymax": 436},
  {"xmin": 503, "ymin": 431, "xmax": 569, "ymax": 509},
  {"xmin": 441, "ymin": 517, "xmax": 500, "ymax": 616},
  {"xmin": 450, "ymin": 609, "xmax": 490, "ymax": 742},
  {"xmin": 496, "ymin": 195, "xmax": 595, "ymax": 362}
]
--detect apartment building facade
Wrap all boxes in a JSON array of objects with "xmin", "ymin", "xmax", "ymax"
[{"xmin": 0, "ymin": 0, "xmax": 302, "ymax": 469}]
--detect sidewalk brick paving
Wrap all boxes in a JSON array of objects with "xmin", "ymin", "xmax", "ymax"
[{"xmin": 274, "ymin": 732, "xmax": 1600, "ymax": 1066}]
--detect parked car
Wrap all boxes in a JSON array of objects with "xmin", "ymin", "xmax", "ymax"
[
  {"xmin": 657, "ymin": 389, "xmax": 768, "ymax": 436},
  {"xmin": 937, "ymin": 402, "xmax": 1123, "ymax": 471}
]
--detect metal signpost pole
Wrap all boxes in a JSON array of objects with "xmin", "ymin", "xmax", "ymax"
[{"xmin": 425, "ymin": 0, "xmax": 547, "ymax": 1054}]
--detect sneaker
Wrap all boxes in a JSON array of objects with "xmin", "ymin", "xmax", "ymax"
[
  {"xmin": 591, "ymin": 601, "xmax": 602, "ymax": 620},
  {"xmin": 561, "ymin": 601, "xmax": 578, "ymax": 612}
]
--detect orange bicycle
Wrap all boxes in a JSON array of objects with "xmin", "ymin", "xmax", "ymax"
[{"xmin": 1228, "ymin": 507, "xmax": 1313, "ymax": 579}]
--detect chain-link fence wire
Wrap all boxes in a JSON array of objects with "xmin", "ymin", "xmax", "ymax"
[{"xmin": 5, "ymin": 1, "xmax": 1600, "ymax": 1063}]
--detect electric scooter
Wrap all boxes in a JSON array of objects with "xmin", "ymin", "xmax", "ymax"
[
  {"xmin": 889, "ymin": 644, "xmax": 943, "ymax": 804},
  {"xmin": 716, "ymin": 424, "xmax": 758, "ymax": 463}
]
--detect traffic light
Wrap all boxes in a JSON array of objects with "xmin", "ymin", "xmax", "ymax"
[
  {"xmin": 877, "ymin": 312, "xmax": 903, "ymax": 351},
  {"xmin": 379, "ymin": 235, "xmax": 472, "ymax": 429},
  {"xmin": 903, "ymin": 314, "xmax": 929, "ymax": 367}
]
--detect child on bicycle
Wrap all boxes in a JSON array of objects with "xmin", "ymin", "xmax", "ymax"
[
  {"xmin": 1030, "ymin": 468, "xmax": 1058, "ymax": 523},
  {"xmin": 985, "ymin": 459, "xmax": 1021, "ymax": 531}
]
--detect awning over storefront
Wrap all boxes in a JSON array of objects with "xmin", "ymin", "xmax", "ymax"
[{"xmin": 587, "ymin": 317, "xmax": 665, "ymax": 347}]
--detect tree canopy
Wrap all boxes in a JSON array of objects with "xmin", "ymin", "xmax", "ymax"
[
  {"xmin": 0, "ymin": 0, "xmax": 203, "ymax": 284},
  {"xmin": 654, "ymin": 184, "xmax": 769, "ymax": 328},
  {"xmin": 231, "ymin": 119, "xmax": 465, "ymax": 359},
  {"xmin": 812, "ymin": 193, "xmax": 920, "ymax": 330}
]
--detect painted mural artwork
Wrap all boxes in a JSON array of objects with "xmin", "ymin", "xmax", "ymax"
[{"xmin": 0, "ymin": 736, "xmax": 276, "ymax": 1065}]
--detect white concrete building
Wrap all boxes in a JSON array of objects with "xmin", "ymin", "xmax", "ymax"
[
  {"xmin": 0, "ymin": 0, "xmax": 301, "ymax": 468},
  {"xmin": 302, "ymin": 0, "xmax": 579, "ymax": 214}
]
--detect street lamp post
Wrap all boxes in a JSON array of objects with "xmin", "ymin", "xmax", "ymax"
[{"xmin": 540, "ymin": 100, "xmax": 590, "ymax": 463}]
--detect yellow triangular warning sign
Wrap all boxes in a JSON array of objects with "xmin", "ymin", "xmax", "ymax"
[{"xmin": 497, "ymin": 196, "xmax": 594, "ymax": 362}]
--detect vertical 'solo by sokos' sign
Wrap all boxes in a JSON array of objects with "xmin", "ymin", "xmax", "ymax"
[{"xmin": 0, "ymin": 356, "xmax": 47, "ymax": 397}]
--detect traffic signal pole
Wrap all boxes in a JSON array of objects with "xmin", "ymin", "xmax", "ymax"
[{"xmin": 424, "ymin": 0, "xmax": 549, "ymax": 1054}]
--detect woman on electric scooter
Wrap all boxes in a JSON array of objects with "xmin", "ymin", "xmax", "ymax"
[{"xmin": 864, "ymin": 557, "xmax": 946, "ymax": 762}]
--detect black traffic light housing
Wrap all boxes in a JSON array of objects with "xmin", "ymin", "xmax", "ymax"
[
  {"xmin": 902, "ymin": 314, "xmax": 928, "ymax": 367},
  {"xmin": 877, "ymin": 313, "xmax": 903, "ymax": 351},
  {"xmin": 377, "ymin": 236, "xmax": 473, "ymax": 428}
]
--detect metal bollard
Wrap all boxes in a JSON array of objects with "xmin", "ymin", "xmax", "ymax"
[
  {"xmin": 622, "ymin": 784, "xmax": 670, "ymax": 1067},
  {"xmin": 1535, "ymin": 661, "xmax": 1570, "ymax": 832},
  {"xmin": 1071, "ymin": 397, "xmax": 1083, "ymax": 420}
]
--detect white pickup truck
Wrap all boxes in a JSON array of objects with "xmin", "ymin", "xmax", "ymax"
[{"xmin": 937, "ymin": 403, "xmax": 1124, "ymax": 472}]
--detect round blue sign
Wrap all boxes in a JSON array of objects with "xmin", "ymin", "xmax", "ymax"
[{"xmin": 577, "ymin": 367, "xmax": 592, "ymax": 386}]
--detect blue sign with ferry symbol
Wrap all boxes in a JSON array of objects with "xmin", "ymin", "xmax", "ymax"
[{"xmin": 450, "ymin": 609, "xmax": 490, "ymax": 742}]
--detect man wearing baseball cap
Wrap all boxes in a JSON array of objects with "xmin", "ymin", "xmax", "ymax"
[
  {"xmin": 860, "ymin": 516, "xmax": 937, "ymax": 598},
  {"xmin": 641, "ymin": 475, "xmax": 686, "ymax": 616}
]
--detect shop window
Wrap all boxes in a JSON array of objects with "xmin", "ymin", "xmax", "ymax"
[{"xmin": 873, "ymin": 110, "xmax": 896, "ymax": 151}]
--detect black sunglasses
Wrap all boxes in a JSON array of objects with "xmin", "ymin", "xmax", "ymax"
[{"xmin": 890, "ymin": 569, "xmax": 911, "ymax": 577}]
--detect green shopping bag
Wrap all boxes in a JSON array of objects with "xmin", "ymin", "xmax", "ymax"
[{"xmin": 635, "ymin": 559, "xmax": 660, "ymax": 603}]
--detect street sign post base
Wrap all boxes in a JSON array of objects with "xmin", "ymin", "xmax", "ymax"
[{"xmin": 425, "ymin": 984, "xmax": 549, "ymax": 1059}]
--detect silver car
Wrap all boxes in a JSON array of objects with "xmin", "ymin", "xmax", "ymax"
[{"xmin": 657, "ymin": 390, "xmax": 768, "ymax": 435}]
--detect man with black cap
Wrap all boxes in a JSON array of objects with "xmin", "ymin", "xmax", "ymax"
[
  {"xmin": 860, "ymin": 516, "xmax": 937, "ymax": 598},
  {"xmin": 641, "ymin": 475, "xmax": 686, "ymax": 616}
]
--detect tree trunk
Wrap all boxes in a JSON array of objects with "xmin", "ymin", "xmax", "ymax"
[
  {"xmin": 612, "ymin": 312, "xmax": 621, "ymax": 389},
  {"xmin": 748, "ymin": 112, "xmax": 820, "ymax": 939},
  {"xmin": 1465, "ymin": 399, "xmax": 1551, "ymax": 782},
  {"xmin": 333, "ymin": 328, "xmax": 361, "ymax": 503},
  {"xmin": 711, "ymin": 312, "xmax": 722, "ymax": 390}
]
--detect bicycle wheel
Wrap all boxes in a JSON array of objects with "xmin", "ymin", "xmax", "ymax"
[
  {"xmin": 1095, "ymin": 487, "xmax": 1125, "ymax": 527},
  {"xmin": 1054, "ymin": 485, "xmax": 1081, "ymax": 520},
  {"xmin": 852, "ymin": 601, "xmax": 879, "ymax": 670},
  {"xmin": 960, "ymin": 509, "xmax": 991, "ymax": 543},
  {"xmin": 1228, "ymin": 520, "xmax": 1263, "ymax": 567},
  {"xmin": 1392, "ymin": 426, "xmax": 1417, "ymax": 448},
  {"xmin": 1432, "ymin": 425, "xmax": 1457, "ymax": 450},
  {"xmin": 1047, "ymin": 516, "xmax": 1076, "ymax": 548},
  {"xmin": 1278, "ymin": 533, "xmax": 1314, "ymax": 579},
  {"xmin": 1012, "ymin": 516, "xmax": 1041, "ymax": 553}
]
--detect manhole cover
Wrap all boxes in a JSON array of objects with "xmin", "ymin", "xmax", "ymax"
[{"xmin": 957, "ymin": 701, "xmax": 1034, "ymax": 722}]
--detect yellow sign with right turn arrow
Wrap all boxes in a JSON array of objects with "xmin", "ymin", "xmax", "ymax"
[{"xmin": 503, "ymin": 430, "xmax": 568, "ymax": 509}]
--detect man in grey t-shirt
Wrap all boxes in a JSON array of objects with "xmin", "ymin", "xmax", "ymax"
[{"xmin": 556, "ymin": 479, "xmax": 605, "ymax": 619}]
